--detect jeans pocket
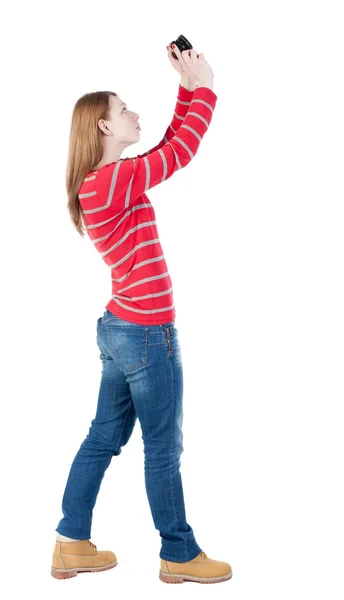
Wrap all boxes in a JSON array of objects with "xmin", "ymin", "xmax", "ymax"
[{"xmin": 106, "ymin": 326, "xmax": 149, "ymax": 371}]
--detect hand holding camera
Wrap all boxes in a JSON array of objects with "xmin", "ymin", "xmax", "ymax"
[{"xmin": 167, "ymin": 35, "xmax": 214, "ymax": 89}]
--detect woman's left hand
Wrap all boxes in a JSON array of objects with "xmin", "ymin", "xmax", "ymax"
[{"xmin": 167, "ymin": 44, "xmax": 197, "ymax": 81}]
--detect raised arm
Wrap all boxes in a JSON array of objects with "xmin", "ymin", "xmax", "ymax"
[
  {"xmin": 135, "ymin": 82, "xmax": 196, "ymax": 159},
  {"xmin": 120, "ymin": 85, "xmax": 216, "ymax": 196},
  {"xmin": 92, "ymin": 84, "xmax": 217, "ymax": 214}
]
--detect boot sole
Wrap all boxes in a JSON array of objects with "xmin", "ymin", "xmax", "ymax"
[
  {"xmin": 51, "ymin": 560, "xmax": 117, "ymax": 579},
  {"xmin": 159, "ymin": 569, "xmax": 232, "ymax": 584}
]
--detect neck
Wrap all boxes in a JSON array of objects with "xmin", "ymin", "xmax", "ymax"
[{"xmin": 94, "ymin": 142, "xmax": 129, "ymax": 170}]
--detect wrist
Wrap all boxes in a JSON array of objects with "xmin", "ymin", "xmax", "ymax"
[
  {"xmin": 180, "ymin": 75, "xmax": 197, "ymax": 92},
  {"xmin": 198, "ymin": 78, "xmax": 214, "ymax": 90}
]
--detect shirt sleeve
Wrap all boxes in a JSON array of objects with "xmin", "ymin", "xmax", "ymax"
[
  {"xmin": 135, "ymin": 83, "xmax": 196, "ymax": 159},
  {"xmin": 95, "ymin": 85, "xmax": 217, "ymax": 213}
]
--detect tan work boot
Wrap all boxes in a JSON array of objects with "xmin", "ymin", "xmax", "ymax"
[
  {"xmin": 159, "ymin": 549, "xmax": 232, "ymax": 584},
  {"xmin": 51, "ymin": 539, "xmax": 117, "ymax": 579}
]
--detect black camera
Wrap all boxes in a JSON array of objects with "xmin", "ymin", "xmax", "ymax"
[{"xmin": 169, "ymin": 35, "xmax": 193, "ymax": 60}]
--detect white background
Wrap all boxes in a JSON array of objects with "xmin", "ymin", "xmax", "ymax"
[{"xmin": 1, "ymin": 0, "xmax": 343, "ymax": 598}]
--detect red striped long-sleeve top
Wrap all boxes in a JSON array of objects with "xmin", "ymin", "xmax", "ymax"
[{"xmin": 78, "ymin": 84, "xmax": 217, "ymax": 325}]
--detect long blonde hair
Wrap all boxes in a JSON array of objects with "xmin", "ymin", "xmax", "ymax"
[{"xmin": 66, "ymin": 91, "xmax": 118, "ymax": 237}]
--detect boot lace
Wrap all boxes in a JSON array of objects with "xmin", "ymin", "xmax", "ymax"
[
  {"xmin": 200, "ymin": 550, "xmax": 207, "ymax": 559},
  {"xmin": 86, "ymin": 539, "xmax": 97, "ymax": 550}
]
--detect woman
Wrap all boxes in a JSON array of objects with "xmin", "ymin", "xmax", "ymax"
[{"xmin": 51, "ymin": 43, "xmax": 232, "ymax": 585}]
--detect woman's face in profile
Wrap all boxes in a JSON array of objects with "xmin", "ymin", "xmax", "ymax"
[{"xmin": 100, "ymin": 95, "xmax": 141, "ymax": 144}]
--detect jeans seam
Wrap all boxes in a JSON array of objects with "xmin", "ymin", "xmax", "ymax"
[
  {"xmin": 170, "ymin": 358, "xmax": 177, "ymax": 553},
  {"xmin": 169, "ymin": 354, "xmax": 188, "ymax": 561}
]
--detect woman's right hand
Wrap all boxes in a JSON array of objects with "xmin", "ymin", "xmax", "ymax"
[{"xmin": 172, "ymin": 45, "xmax": 214, "ymax": 86}]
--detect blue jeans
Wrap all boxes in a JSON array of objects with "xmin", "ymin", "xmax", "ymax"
[{"xmin": 55, "ymin": 309, "xmax": 202, "ymax": 562}]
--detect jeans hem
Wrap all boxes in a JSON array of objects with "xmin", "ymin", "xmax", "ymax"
[
  {"xmin": 159, "ymin": 545, "xmax": 202, "ymax": 563},
  {"xmin": 55, "ymin": 527, "xmax": 91, "ymax": 540}
]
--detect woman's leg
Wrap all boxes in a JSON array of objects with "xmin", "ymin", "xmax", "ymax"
[
  {"xmin": 103, "ymin": 312, "xmax": 202, "ymax": 563},
  {"xmin": 55, "ymin": 316, "xmax": 137, "ymax": 540}
]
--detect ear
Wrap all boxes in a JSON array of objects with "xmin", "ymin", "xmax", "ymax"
[{"xmin": 98, "ymin": 119, "xmax": 109, "ymax": 134}]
